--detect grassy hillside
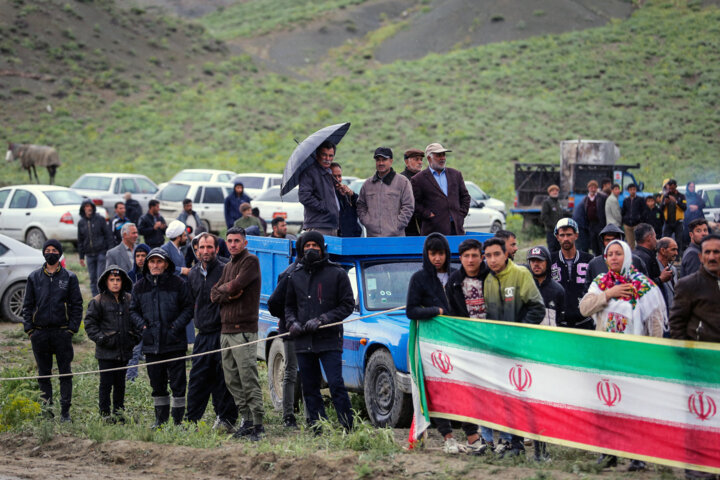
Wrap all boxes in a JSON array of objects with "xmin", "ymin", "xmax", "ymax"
[{"xmin": 2, "ymin": 1, "xmax": 718, "ymax": 205}]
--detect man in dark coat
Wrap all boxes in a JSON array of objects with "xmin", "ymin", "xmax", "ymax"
[
  {"xmin": 224, "ymin": 178, "xmax": 252, "ymax": 229},
  {"xmin": 620, "ymin": 183, "xmax": 644, "ymax": 249},
  {"xmin": 550, "ymin": 218, "xmax": 594, "ymax": 329},
  {"xmin": 123, "ymin": 192, "xmax": 142, "ymax": 225},
  {"xmin": 78, "ymin": 199, "xmax": 114, "ymax": 296},
  {"xmin": 137, "ymin": 199, "xmax": 167, "ymax": 249},
  {"xmin": 661, "ymin": 179, "xmax": 687, "ymax": 253},
  {"xmin": 632, "ymin": 223, "xmax": 659, "ymax": 282},
  {"xmin": 110, "ymin": 202, "xmax": 130, "ymax": 246},
  {"xmin": 540, "ymin": 184, "xmax": 564, "ymax": 252},
  {"xmin": 527, "ymin": 245, "xmax": 565, "ymax": 327},
  {"xmin": 411, "ymin": 143, "xmax": 471, "ymax": 236},
  {"xmin": 298, "ymin": 140, "xmax": 340, "ymax": 235},
  {"xmin": 331, "ymin": 162, "xmax": 362, "ymax": 237},
  {"xmin": 285, "ymin": 231, "xmax": 354, "ymax": 432},
  {"xmin": 400, "ymin": 148, "xmax": 424, "ymax": 236},
  {"xmin": 642, "ymin": 195, "xmax": 664, "ymax": 238},
  {"xmin": 130, "ymin": 248, "xmax": 193, "ymax": 427},
  {"xmin": 22, "ymin": 239, "xmax": 83, "ymax": 422},
  {"xmin": 84, "ymin": 265, "xmax": 139, "ymax": 420},
  {"xmin": 579, "ymin": 180, "xmax": 608, "ymax": 255},
  {"xmin": 681, "ymin": 218, "xmax": 709, "ymax": 278},
  {"xmin": 185, "ymin": 233, "xmax": 238, "ymax": 431}
]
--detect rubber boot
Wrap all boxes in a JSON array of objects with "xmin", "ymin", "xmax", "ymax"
[
  {"xmin": 171, "ymin": 407, "xmax": 185, "ymax": 426},
  {"xmin": 151, "ymin": 405, "xmax": 170, "ymax": 429}
]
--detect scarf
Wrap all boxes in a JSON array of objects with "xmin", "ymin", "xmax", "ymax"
[{"xmin": 593, "ymin": 240, "xmax": 654, "ymax": 309}]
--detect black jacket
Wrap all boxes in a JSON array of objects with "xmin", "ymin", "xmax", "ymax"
[
  {"xmin": 400, "ymin": 168, "xmax": 422, "ymax": 236},
  {"xmin": 407, "ymin": 233, "xmax": 454, "ymax": 320},
  {"xmin": 137, "ymin": 212, "xmax": 167, "ymax": 249},
  {"xmin": 298, "ymin": 161, "xmax": 340, "ymax": 230},
  {"xmin": 130, "ymin": 249, "xmax": 193, "ymax": 354},
  {"xmin": 337, "ymin": 190, "xmax": 362, "ymax": 238},
  {"xmin": 268, "ymin": 261, "xmax": 303, "ymax": 334},
  {"xmin": 621, "ymin": 195, "xmax": 644, "ymax": 227},
  {"xmin": 124, "ymin": 198, "xmax": 142, "ymax": 224},
  {"xmin": 285, "ymin": 249, "xmax": 354, "ymax": 353},
  {"xmin": 550, "ymin": 249, "xmax": 594, "ymax": 328},
  {"xmin": 633, "ymin": 245, "xmax": 660, "ymax": 282},
  {"xmin": 535, "ymin": 276, "xmax": 565, "ymax": 326},
  {"xmin": 22, "ymin": 265, "xmax": 83, "ymax": 334},
  {"xmin": 77, "ymin": 200, "xmax": 113, "ymax": 259},
  {"xmin": 84, "ymin": 266, "xmax": 139, "ymax": 361},
  {"xmin": 643, "ymin": 205, "xmax": 664, "ymax": 238},
  {"xmin": 681, "ymin": 242, "xmax": 702, "ymax": 279},
  {"xmin": 188, "ymin": 256, "xmax": 228, "ymax": 334},
  {"xmin": 446, "ymin": 264, "xmax": 489, "ymax": 318}
]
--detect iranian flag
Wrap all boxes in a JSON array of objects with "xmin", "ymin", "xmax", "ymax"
[{"xmin": 409, "ymin": 316, "xmax": 720, "ymax": 473}]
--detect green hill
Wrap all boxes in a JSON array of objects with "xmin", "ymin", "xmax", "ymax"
[{"xmin": 2, "ymin": 1, "xmax": 718, "ymax": 208}]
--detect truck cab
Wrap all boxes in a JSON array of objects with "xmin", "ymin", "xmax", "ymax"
[{"xmin": 247, "ymin": 234, "xmax": 491, "ymax": 427}]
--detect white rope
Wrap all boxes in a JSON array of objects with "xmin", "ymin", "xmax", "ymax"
[{"xmin": 0, "ymin": 305, "xmax": 407, "ymax": 381}]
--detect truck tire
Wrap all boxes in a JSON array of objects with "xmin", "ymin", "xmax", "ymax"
[
  {"xmin": 1, "ymin": 282, "xmax": 26, "ymax": 323},
  {"xmin": 364, "ymin": 349, "xmax": 412, "ymax": 428},
  {"xmin": 266, "ymin": 338, "xmax": 286, "ymax": 411}
]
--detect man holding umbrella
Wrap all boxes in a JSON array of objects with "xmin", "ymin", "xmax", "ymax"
[{"xmin": 298, "ymin": 140, "xmax": 340, "ymax": 236}]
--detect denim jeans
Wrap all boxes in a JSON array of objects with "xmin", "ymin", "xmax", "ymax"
[
  {"xmin": 481, "ymin": 426, "xmax": 512, "ymax": 444},
  {"xmin": 85, "ymin": 253, "xmax": 106, "ymax": 297},
  {"xmin": 126, "ymin": 341, "xmax": 143, "ymax": 381}
]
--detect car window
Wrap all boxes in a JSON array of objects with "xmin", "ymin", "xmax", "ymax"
[
  {"xmin": 362, "ymin": 261, "xmax": 422, "ymax": 310},
  {"xmin": 174, "ymin": 172, "xmax": 212, "ymax": 182},
  {"xmin": 234, "ymin": 176, "xmax": 264, "ymax": 189},
  {"xmin": 9, "ymin": 189, "xmax": 34, "ymax": 208},
  {"xmin": 346, "ymin": 266, "xmax": 359, "ymax": 306},
  {"xmin": 282, "ymin": 188, "xmax": 299, "ymax": 202},
  {"xmin": 465, "ymin": 182, "xmax": 488, "ymax": 200},
  {"xmin": 45, "ymin": 190, "xmax": 84, "ymax": 205},
  {"xmin": 255, "ymin": 188, "xmax": 281, "ymax": 202},
  {"xmin": 136, "ymin": 178, "xmax": 158, "ymax": 194},
  {"xmin": 71, "ymin": 175, "xmax": 112, "ymax": 191},
  {"xmin": 218, "ymin": 174, "xmax": 233, "ymax": 183},
  {"xmin": 119, "ymin": 178, "xmax": 138, "ymax": 194},
  {"xmin": 203, "ymin": 187, "xmax": 225, "ymax": 204},
  {"xmin": 0, "ymin": 241, "xmax": 7, "ymax": 256},
  {"xmin": 271, "ymin": 177, "xmax": 283, "ymax": 186},
  {"xmin": 0, "ymin": 189, "xmax": 10, "ymax": 208},
  {"xmin": 157, "ymin": 184, "xmax": 190, "ymax": 202},
  {"xmin": 194, "ymin": 188, "xmax": 202, "ymax": 203}
]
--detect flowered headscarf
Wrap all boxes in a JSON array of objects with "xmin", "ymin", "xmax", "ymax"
[{"xmin": 592, "ymin": 240, "xmax": 654, "ymax": 309}]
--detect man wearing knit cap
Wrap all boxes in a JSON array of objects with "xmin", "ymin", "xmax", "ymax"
[
  {"xmin": 22, "ymin": 239, "xmax": 83, "ymax": 422},
  {"xmin": 400, "ymin": 148, "xmax": 425, "ymax": 236},
  {"xmin": 410, "ymin": 143, "xmax": 471, "ymax": 235}
]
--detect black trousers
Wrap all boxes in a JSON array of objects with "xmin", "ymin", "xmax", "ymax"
[
  {"xmin": 435, "ymin": 418, "xmax": 478, "ymax": 438},
  {"xmin": 146, "ymin": 350, "xmax": 187, "ymax": 400},
  {"xmin": 186, "ymin": 332, "xmax": 238, "ymax": 423},
  {"xmin": 30, "ymin": 328, "xmax": 74, "ymax": 410},
  {"xmin": 297, "ymin": 350, "xmax": 352, "ymax": 429},
  {"xmin": 98, "ymin": 359, "xmax": 127, "ymax": 415}
]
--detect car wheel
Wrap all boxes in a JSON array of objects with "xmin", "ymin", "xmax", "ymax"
[
  {"xmin": 25, "ymin": 228, "xmax": 46, "ymax": 250},
  {"xmin": 1, "ymin": 282, "xmax": 26, "ymax": 323},
  {"xmin": 364, "ymin": 349, "xmax": 412, "ymax": 428},
  {"xmin": 490, "ymin": 220, "xmax": 502, "ymax": 233}
]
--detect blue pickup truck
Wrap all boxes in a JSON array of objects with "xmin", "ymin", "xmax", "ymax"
[{"xmin": 247, "ymin": 234, "xmax": 491, "ymax": 427}]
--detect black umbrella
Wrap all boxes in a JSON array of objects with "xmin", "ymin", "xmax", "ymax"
[{"xmin": 281, "ymin": 122, "xmax": 351, "ymax": 196}]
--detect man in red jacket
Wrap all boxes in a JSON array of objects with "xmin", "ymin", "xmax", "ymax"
[{"xmin": 410, "ymin": 143, "xmax": 471, "ymax": 236}]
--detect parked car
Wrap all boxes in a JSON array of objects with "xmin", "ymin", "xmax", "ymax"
[
  {"xmin": 678, "ymin": 183, "xmax": 720, "ymax": 223},
  {"xmin": 347, "ymin": 179, "xmax": 505, "ymax": 233},
  {"xmin": 70, "ymin": 173, "xmax": 158, "ymax": 214},
  {"xmin": 0, "ymin": 185, "xmax": 108, "ymax": 249},
  {"xmin": 155, "ymin": 181, "xmax": 233, "ymax": 234},
  {"xmin": 0, "ymin": 234, "xmax": 44, "ymax": 323},
  {"xmin": 465, "ymin": 181, "xmax": 506, "ymax": 217},
  {"xmin": 158, "ymin": 169, "xmax": 237, "ymax": 191},
  {"xmin": 232, "ymin": 173, "xmax": 283, "ymax": 199},
  {"xmin": 251, "ymin": 186, "xmax": 304, "ymax": 233}
]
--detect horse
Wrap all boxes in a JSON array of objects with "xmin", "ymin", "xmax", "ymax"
[{"xmin": 6, "ymin": 142, "xmax": 61, "ymax": 184}]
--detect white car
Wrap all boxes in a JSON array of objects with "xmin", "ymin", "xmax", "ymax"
[
  {"xmin": 252, "ymin": 186, "xmax": 303, "ymax": 233},
  {"xmin": 158, "ymin": 169, "xmax": 237, "ymax": 191},
  {"xmin": 155, "ymin": 181, "xmax": 233, "ymax": 233},
  {"xmin": 70, "ymin": 173, "xmax": 159, "ymax": 214},
  {"xmin": 0, "ymin": 233, "xmax": 44, "ymax": 323},
  {"xmin": 232, "ymin": 173, "xmax": 283, "ymax": 199},
  {"xmin": 0, "ymin": 185, "xmax": 108, "ymax": 249},
  {"xmin": 465, "ymin": 181, "xmax": 506, "ymax": 217},
  {"xmin": 678, "ymin": 183, "xmax": 720, "ymax": 223}
]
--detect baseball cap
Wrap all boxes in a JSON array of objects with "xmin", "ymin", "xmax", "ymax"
[
  {"xmin": 527, "ymin": 246, "xmax": 550, "ymax": 261},
  {"xmin": 554, "ymin": 217, "xmax": 579, "ymax": 235},
  {"xmin": 424, "ymin": 143, "xmax": 451, "ymax": 157},
  {"xmin": 374, "ymin": 147, "xmax": 393, "ymax": 159}
]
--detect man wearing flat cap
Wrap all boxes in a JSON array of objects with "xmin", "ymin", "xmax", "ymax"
[
  {"xmin": 540, "ymin": 184, "xmax": 563, "ymax": 252},
  {"xmin": 357, "ymin": 147, "xmax": 415, "ymax": 237},
  {"xmin": 410, "ymin": 143, "xmax": 471, "ymax": 236},
  {"xmin": 400, "ymin": 148, "xmax": 425, "ymax": 236}
]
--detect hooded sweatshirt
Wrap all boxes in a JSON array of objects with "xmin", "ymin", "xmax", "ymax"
[
  {"xmin": 224, "ymin": 179, "xmax": 252, "ymax": 229},
  {"xmin": 128, "ymin": 243, "xmax": 150, "ymax": 283},
  {"xmin": 527, "ymin": 245, "xmax": 565, "ymax": 326},
  {"xmin": 77, "ymin": 199, "xmax": 113, "ymax": 259},
  {"xmin": 406, "ymin": 233, "xmax": 454, "ymax": 320},
  {"xmin": 483, "ymin": 258, "xmax": 545, "ymax": 324}
]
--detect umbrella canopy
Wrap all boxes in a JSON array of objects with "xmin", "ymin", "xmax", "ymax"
[{"xmin": 281, "ymin": 122, "xmax": 351, "ymax": 196}]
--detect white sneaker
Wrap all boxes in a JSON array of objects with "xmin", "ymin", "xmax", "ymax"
[
  {"xmin": 466, "ymin": 440, "xmax": 488, "ymax": 456},
  {"xmin": 444, "ymin": 437, "xmax": 466, "ymax": 454},
  {"xmin": 494, "ymin": 439, "xmax": 510, "ymax": 456}
]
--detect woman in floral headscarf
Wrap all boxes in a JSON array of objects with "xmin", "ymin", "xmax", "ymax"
[{"xmin": 579, "ymin": 239, "xmax": 667, "ymax": 337}]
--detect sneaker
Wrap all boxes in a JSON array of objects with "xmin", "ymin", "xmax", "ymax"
[
  {"xmin": 443, "ymin": 437, "xmax": 468, "ymax": 454},
  {"xmin": 533, "ymin": 442, "xmax": 551, "ymax": 462},
  {"xmin": 597, "ymin": 454, "xmax": 618, "ymax": 468},
  {"xmin": 628, "ymin": 460, "xmax": 646, "ymax": 472},
  {"xmin": 231, "ymin": 420, "xmax": 254, "ymax": 439},
  {"xmin": 60, "ymin": 412, "xmax": 72, "ymax": 423},
  {"xmin": 494, "ymin": 439, "xmax": 511, "ymax": 457},
  {"xmin": 249, "ymin": 425, "xmax": 265, "ymax": 442},
  {"xmin": 466, "ymin": 439, "xmax": 488, "ymax": 456},
  {"xmin": 283, "ymin": 415, "xmax": 298, "ymax": 429}
]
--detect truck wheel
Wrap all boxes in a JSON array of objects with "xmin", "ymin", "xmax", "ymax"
[
  {"xmin": 490, "ymin": 220, "xmax": 502, "ymax": 233},
  {"xmin": 266, "ymin": 339, "xmax": 286, "ymax": 411},
  {"xmin": 25, "ymin": 228, "xmax": 46, "ymax": 250},
  {"xmin": 1, "ymin": 282, "xmax": 26, "ymax": 323},
  {"xmin": 364, "ymin": 349, "xmax": 412, "ymax": 428}
]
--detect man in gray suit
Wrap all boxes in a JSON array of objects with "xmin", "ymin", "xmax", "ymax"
[{"xmin": 105, "ymin": 223, "xmax": 138, "ymax": 272}]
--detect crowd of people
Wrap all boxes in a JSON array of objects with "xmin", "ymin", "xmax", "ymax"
[{"xmin": 17, "ymin": 141, "xmax": 720, "ymax": 477}]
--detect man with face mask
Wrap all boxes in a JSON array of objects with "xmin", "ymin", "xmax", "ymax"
[
  {"xmin": 540, "ymin": 185, "xmax": 563, "ymax": 252},
  {"xmin": 22, "ymin": 239, "xmax": 83, "ymax": 422}
]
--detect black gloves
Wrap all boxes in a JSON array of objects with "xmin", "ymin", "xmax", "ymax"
[
  {"xmin": 288, "ymin": 322, "xmax": 304, "ymax": 338},
  {"xmin": 304, "ymin": 317, "xmax": 322, "ymax": 333}
]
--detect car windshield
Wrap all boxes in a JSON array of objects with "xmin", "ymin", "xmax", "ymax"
[
  {"xmin": 234, "ymin": 176, "xmax": 265, "ymax": 189},
  {"xmin": 173, "ymin": 172, "xmax": 212, "ymax": 182},
  {"xmin": 362, "ymin": 261, "xmax": 422, "ymax": 310},
  {"xmin": 45, "ymin": 190, "xmax": 85, "ymax": 205},
  {"xmin": 465, "ymin": 182, "xmax": 486, "ymax": 201},
  {"xmin": 157, "ymin": 184, "xmax": 190, "ymax": 202},
  {"xmin": 255, "ymin": 187, "xmax": 298, "ymax": 202},
  {"xmin": 71, "ymin": 175, "xmax": 112, "ymax": 191}
]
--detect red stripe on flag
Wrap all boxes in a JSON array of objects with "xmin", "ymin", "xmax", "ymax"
[{"xmin": 425, "ymin": 379, "xmax": 720, "ymax": 469}]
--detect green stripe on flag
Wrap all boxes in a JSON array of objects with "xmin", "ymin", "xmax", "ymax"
[
  {"xmin": 418, "ymin": 316, "xmax": 720, "ymax": 386},
  {"xmin": 409, "ymin": 319, "xmax": 430, "ymax": 424}
]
